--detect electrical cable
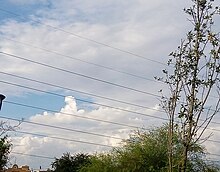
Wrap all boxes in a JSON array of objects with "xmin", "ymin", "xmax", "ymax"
[
  {"xmin": 0, "ymin": 71, "xmax": 218, "ymax": 115},
  {"xmin": 13, "ymin": 128, "xmax": 220, "ymax": 149},
  {"xmin": 0, "ymin": 115, "xmax": 122, "ymax": 140},
  {"xmin": 4, "ymin": 99, "xmax": 168, "ymax": 121},
  {"xmin": 0, "ymin": 8, "xmax": 167, "ymax": 66},
  {"xmin": 0, "ymin": 74, "xmax": 164, "ymax": 113},
  {"xmin": 1, "ymin": 52, "xmax": 218, "ymax": 106},
  {"xmin": 0, "ymin": 36, "xmax": 158, "ymax": 83},
  {"xmin": 12, "ymin": 130, "xmax": 114, "ymax": 148},
  {"xmin": 0, "ymin": 77, "xmax": 218, "ymax": 120},
  {"xmin": 0, "ymin": 100, "xmax": 146, "ymax": 129},
  {"xmin": 1, "ymin": 5, "xmax": 220, "ymax": 166},
  {"xmin": 10, "ymin": 145, "xmax": 220, "ymax": 164},
  {"xmin": 11, "ymin": 152, "xmax": 54, "ymax": 160},
  {"xmin": 0, "ymin": 76, "xmax": 217, "ymax": 131},
  {"xmin": 0, "ymin": 80, "xmax": 165, "ymax": 118},
  {"xmin": 0, "ymin": 51, "xmax": 161, "ymax": 98},
  {"xmin": 2, "ymin": 100, "xmax": 220, "ymax": 134},
  {"xmin": 0, "ymin": 38, "xmax": 218, "ymax": 101},
  {"xmin": 10, "ymin": 151, "xmax": 220, "ymax": 162}
]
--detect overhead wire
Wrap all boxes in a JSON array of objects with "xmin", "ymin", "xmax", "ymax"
[
  {"xmin": 0, "ymin": 51, "xmax": 161, "ymax": 98},
  {"xmin": 9, "ymin": 132, "xmax": 220, "ymax": 163},
  {"xmin": 0, "ymin": 81, "xmax": 165, "ymax": 116},
  {"xmin": 4, "ymin": 100, "xmax": 168, "ymax": 122},
  {"xmin": 0, "ymin": 38, "xmax": 218, "ymax": 100},
  {"xmin": 2, "ymin": 100, "xmax": 220, "ymax": 134},
  {"xmin": 0, "ymin": 6, "xmax": 219, "ymax": 152},
  {"xmin": 0, "ymin": 9, "xmax": 218, "ymax": 102},
  {"xmin": 0, "ymin": 72, "xmax": 165, "ymax": 112},
  {"xmin": 0, "ymin": 100, "xmax": 151, "ymax": 129},
  {"xmin": 0, "ymin": 116, "xmax": 122, "ymax": 141},
  {"xmin": 11, "ymin": 151, "xmax": 220, "ymax": 163},
  {"xmin": 1, "ymin": 52, "xmax": 218, "ymax": 104},
  {"xmin": 0, "ymin": 71, "xmax": 218, "ymax": 115},
  {"xmin": 10, "ymin": 121, "xmax": 220, "ymax": 149},
  {"xmin": 11, "ymin": 130, "xmax": 114, "ymax": 148},
  {"xmin": 0, "ymin": 75, "xmax": 218, "ymax": 126},
  {"xmin": 14, "ymin": 131, "xmax": 220, "ymax": 149},
  {"xmin": 1, "ymin": 6, "xmax": 220, "ymax": 165},
  {"xmin": 0, "ymin": 8, "xmax": 167, "ymax": 66},
  {"xmin": 1, "ymin": 116, "xmax": 220, "ymax": 162},
  {"xmin": 0, "ymin": 81, "xmax": 168, "ymax": 123},
  {"xmin": 0, "ymin": 71, "xmax": 218, "ymax": 132},
  {"xmin": 10, "ymin": 151, "xmax": 220, "ymax": 162},
  {"xmin": 0, "ymin": 36, "xmax": 158, "ymax": 83},
  {"xmin": 10, "ymin": 152, "xmax": 54, "ymax": 160}
]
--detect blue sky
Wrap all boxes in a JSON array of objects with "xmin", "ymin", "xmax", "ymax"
[
  {"xmin": 0, "ymin": 0, "xmax": 219, "ymax": 170},
  {"xmin": 0, "ymin": 1, "xmax": 48, "ymax": 21},
  {"xmin": 1, "ymin": 93, "xmax": 65, "ymax": 118}
]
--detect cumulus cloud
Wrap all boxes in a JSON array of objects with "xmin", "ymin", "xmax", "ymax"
[
  {"xmin": 0, "ymin": 0, "xmax": 219, "ymax": 169},
  {"xmin": 9, "ymin": 96, "xmax": 162, "ymax": 169}
]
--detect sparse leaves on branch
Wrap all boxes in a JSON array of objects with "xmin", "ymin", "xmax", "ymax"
[{"xmin": 158, "ymin": 0, "xmax": 220, "ymax": 171}]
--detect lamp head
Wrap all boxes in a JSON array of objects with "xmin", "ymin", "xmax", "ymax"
[{"xmin": 0, "ymin": 94, "xmax": 6, "ymax": 110}]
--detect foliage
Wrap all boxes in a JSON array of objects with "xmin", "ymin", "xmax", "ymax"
[
  {"xmin": 80, "ymin": 153, "xmax": 117, "ymax": 172},
  {"xmin": 0, "ymin": 135, "xmax": 11, "ymax": 170},
  {"xmin": 51, "ymin": 153, "xmax": 91, "ymax": 172},
  {"xmin": 156, "ymin": 0, "xmax": 220, "ymax": 171},
  {"xmin": 80, "ymin": 125, "xmax": 219, "ymax": 172},
  {"xmin": 0, "ymin": 120, "xmax": 20, "ymax": 170}
]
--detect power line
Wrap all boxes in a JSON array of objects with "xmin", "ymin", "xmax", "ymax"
[
  {"xmin": 1, "ymin": 70, "xmax": 218, "ymax": 117},
  {"xmin": 1, "ymin": 40, "xmax": 218, "ymax": 101},
  {"xmin": 13, "ymin": 129, "xmax": 220, "ymax": 149},
  {"xmin": 4, "ymin": 97, "xmax": 167, "ymax": 121},
  {"xmin": 2, "ymin": 100, "xmax": 220, "ymax": 134},
  {"xmin": 0, "ymin": 80, "xmax": 165, "ymax": 118},
  {"xmin": 1, "ymin": 74, "xmax": 218, "ymax": 119},
  {"xmin": 0, "ymin": 36, "xmax": 158, "ymax": 83},
  {"xmin": 3, "ymin": 119, "xmax": 220, "ymax": 161},
  {"xmin": 0, "ymin": 115, "xmax": 122, "ymax": 141},
  {"xmin": 12, "ymin": 130, "xmax": 114, "ymax": 148},
  {"xmin": 0, "ymin": 72, "xmax": 165, "ymax": 113},
  {"xmin": 0, "ymin": 51, "xmax": 161, "ymax": 98},
  {"xmin": 0, "ymin": 72, "xmax": 218, "ymax": 116},
  {"xmin": 0, "ymin": 100, "xmax": 149, "ymax": 129},
  {"xmin": 0, "ymin": 8, "xmax": 167, "ymax": 66},
  {"xmin": 1, "ymin": 52, "xmax": 218, "ymax": 107},
  {"xmin": 10, "ymin": 151, "xmax": 220, "ymax": 163},
  {"xmin": 0, "ymin": 76, "xmax": 218, "ymax": 130},
  {"xmin": 11, "ymin": 152, "xmax": 54, "ymax": 160}
]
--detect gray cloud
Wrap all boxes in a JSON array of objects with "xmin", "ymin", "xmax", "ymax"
[{"xmin": 0, "ymin": 0, "xmax": 219, "ymax": 169}]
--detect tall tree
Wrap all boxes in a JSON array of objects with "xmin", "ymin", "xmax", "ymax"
[
  {"xmin": 157, "ymin": 0, "xmax": 220, "ymax": 171},
  {"xmin": 80, "ymin": 125, "xmax": 219, "ymax": 172},
  {"xmin": 51, "ymin": 153, "xmax": 91, "ymax": 172},
  {"xmin": 0, "ymin": 135, "xmax": 11, "ymax": 170},
  {"xmin": 0, "ymin": 120, "xmax": 15, "ymax": 170}
]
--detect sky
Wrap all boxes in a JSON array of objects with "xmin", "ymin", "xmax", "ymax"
[{"xmin": 0, "ymin": 0, "xmax": 219, "ymax": 170}]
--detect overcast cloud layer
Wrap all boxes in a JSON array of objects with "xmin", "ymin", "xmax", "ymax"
[{"xmin": 0, "ymin": 0, "xmax": 219, "ymax": 170}]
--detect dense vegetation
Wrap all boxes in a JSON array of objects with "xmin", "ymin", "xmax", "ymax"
[
  {"xmin": 51, "ymin": 125, "xmax": 219, "ymax": 172},
  {"xmin": 0, "ymin": 136, "xmax": 11, "ymax": 170}
]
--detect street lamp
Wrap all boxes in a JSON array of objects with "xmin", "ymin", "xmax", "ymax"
[{"xmin": 0, "ymin": 94, "xmax": 6, "ymax": 110}]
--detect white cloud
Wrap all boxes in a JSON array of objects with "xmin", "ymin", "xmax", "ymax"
[
  {"xmin": 9, "ymin": 96, "xmax": 162, "ymax": 169},
  {"xmin": 0, "ymin": 0, "xmax": 219, "ymax": 169}
]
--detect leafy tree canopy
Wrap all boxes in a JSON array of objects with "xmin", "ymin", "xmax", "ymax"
[
  {"xmin": 0, "ymin": 135, "xmax": 11, "ymax": 170},
  {"xmin": 80, "ymin": 125, "xmax": 219, "ymax": 172},
  {"xmin": 51, "ymin": 153, "xmax": 91, "ymax": 172}
]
